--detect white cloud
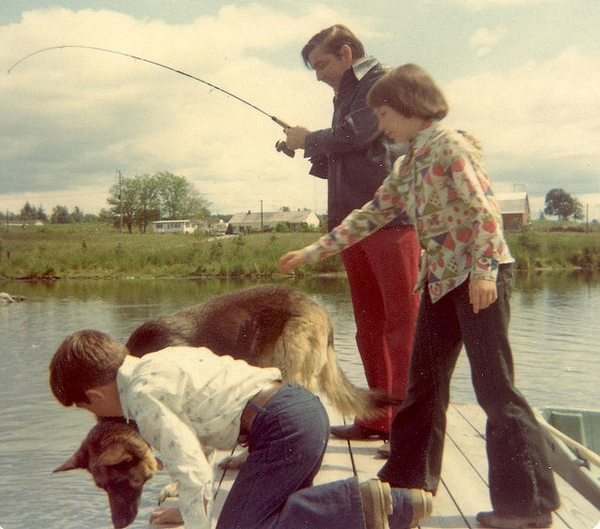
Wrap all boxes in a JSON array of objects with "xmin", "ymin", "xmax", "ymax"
[
  {"xmin": 427, "ymin": 0, "xmax": 564, "ymax": 7},
  {"xmin": 0, "ymin": 6, "xmax": 353, "ymax": 215},
  {"xmin": 469, "ymin": 26, "xmax": 507, "ymax": 57},
  {"xmin": 444, "ymin": 47, "xmax": 600, "ymax": 175}
]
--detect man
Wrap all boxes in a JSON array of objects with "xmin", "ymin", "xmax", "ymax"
[{"xmin": 284, "ymin": 25, "xmax": 421, "ymax": 444}]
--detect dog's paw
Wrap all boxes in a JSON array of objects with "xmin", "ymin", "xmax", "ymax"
[
  {"xmin": 157, "ymin": 481, "xmax": 179, "ymax": 505},
  {"xmin": 218, "ymin": 451, "xmax": 249, "ymax": 470}
]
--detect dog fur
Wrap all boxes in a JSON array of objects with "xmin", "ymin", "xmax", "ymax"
[{"xmin": 56, "ymin": 284, "xmax": 399, "ymax": 527}]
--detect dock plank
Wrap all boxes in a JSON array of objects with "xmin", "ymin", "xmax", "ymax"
[
  {"xmin": 449, "ymin": 404, "xmax": 600, "ymax": 528},
  {"xmin": 150, "ymin": 402, "xmax": 600, "ymax": 528}
]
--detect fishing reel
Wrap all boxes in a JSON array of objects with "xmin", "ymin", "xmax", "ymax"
[{"xmin": 275, "ymin": 140, "xmax": 295, "ymax": 158}]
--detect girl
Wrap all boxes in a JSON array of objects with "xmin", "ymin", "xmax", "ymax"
[{"xmin": 279, "ymin": 64, "xmax": 560, "ymax": 529}]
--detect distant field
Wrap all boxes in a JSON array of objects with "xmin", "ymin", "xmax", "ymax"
[{"xmin": 1, "ymin": 222, "xmax": 599, "ymax": 280}]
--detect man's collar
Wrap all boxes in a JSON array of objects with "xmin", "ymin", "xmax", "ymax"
[{"xmin": 352, "ymin": 56, "xmax": 378, "ymax": 81}]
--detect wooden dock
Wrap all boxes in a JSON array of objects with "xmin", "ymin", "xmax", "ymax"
[{"xmin": 153, "ymin": 403, "xmax": 600, "ymax": 528}]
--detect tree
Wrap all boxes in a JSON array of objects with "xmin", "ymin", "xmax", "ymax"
[
  {"xmin": 544, "ymin": 188, "xmax": 584, "ymax": 221},
  {"xmin": 107, "ymin": 171, "xmax": 210, "ymax": 233},
  {"xmin": 50, "ymin": 205, "xmax": 73, "ymax": 224}
]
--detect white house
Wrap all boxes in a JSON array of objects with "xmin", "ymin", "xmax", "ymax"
[
  {"xmin": 227, "ymin": 210, "xmax": 321, "ymax": 234},
  {"xmin": 151, "ymin": 219, "xmax": 197, "ymax": 234}
]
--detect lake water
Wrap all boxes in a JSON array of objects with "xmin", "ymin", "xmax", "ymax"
[{"xmin": 1, "ymin": 271, "xmax": 599, "ymax": 528}]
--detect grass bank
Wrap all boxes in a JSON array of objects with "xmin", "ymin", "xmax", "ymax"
[{"xmin": 1, "ymin": 223, "xmax": 599, "ymax": 280}]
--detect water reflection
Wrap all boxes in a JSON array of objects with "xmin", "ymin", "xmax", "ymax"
[{"xmin": 0, "ymin": 270, "xmax": 599, "ymax": 528}]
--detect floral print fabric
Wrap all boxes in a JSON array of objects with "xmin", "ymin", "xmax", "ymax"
[
  {"xmin": 304, "ymin": 121, "xmax": 514, "ymax": 303},
  {"xmin": 117, "ymin": 348, "xmax": 281, "ymax": 528}
]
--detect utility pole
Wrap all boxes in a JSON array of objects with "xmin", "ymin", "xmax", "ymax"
[
  {"xmin": 260, "ymin": 200, "xmax": 264, "ymax": 232},
  {"xmin": 117, "ymin": 170, "xmax": 123, "ymax": 233}
]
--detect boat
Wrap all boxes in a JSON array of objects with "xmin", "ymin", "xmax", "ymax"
[{"xmin": 536, "ymin": 406, "xmax": 600, "ymax": 510}]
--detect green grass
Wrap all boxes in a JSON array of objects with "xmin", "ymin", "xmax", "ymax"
[
  {"xmin": 0, "ymin": 224, "xmax": 343, "ymax": 280},
  {"xmin": 1, "ymin": 222, "xmax": 599, "ymax": 280}
]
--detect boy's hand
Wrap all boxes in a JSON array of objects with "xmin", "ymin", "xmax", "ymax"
[
  {"xmin": 149, "ymin": 506, "xmax": 183, "ymax": 526},
  {"xmin": 469, "ymin": 278, "xmax": 497, "ymax": 313},
  {"xmin": 279, "ymin": 250, "xmax": 308, "ymax": 273}
]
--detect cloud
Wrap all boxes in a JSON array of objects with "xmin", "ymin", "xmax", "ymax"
[
  {"xmin": 443, "ymin": 47, "xmax": 600, "ymax": 196},
  {"xmin": 427, "ymin": 0, "xmax": 564, "ymax": 7},
  {"xmin": 469, "ymin": 26, "xmax": 507, "ymax": 57},
  {"xmin": 0, "ymin": 5, "xmax": 355, "ymax": 214}
]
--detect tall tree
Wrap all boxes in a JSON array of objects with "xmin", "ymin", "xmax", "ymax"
[
  {"xmin": 50, "ymin": 205, "xmax": 72, "ymax": 224},
  {"xmin": 544, "ymin": 188, "xmax": 583, "ymax": 221}
]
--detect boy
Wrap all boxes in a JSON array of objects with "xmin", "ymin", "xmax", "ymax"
[
  {"xmin": 50, "ymin": 329, "xmax": 432, "ymax": 528},
  {"xmin": 279, "ymin": 64, "xmax": 560, "ymax": 528}
]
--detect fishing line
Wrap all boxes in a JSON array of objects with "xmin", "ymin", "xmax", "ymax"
[{"xmin": 7, "ymin": 45, "xmax": 294, "ymax": 156}]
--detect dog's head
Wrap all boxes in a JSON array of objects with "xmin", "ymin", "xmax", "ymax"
[{"xmin": 54, "ymin": 421, "xmax": 160, "ymax": 529}]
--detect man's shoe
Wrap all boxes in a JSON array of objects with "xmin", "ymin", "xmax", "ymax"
[
  {"xmin": 409, "ymin": 489, "xmax": 433, "ymax": 527},
  {"xmin": 330, "ymin": 423, "xmax": 389, "ymax": 441},
  {"xmin": 476, "ymin": 510, "xmax": 552, "ymax": 528},
  {"xmin": 359, "ymin": 479, "xmax": 393, "ymax": 529}
]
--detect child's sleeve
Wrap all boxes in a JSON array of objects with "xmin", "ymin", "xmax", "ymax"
[
  {"xmin": 304, "ymin": 164, "xmax": 408, "ymax": 262},
  {"xmin": 129, "ymin": 389, "xmax": 214, "ymax": 529},
  {"xmin": 442, "ymin": 140, "xmax": 508, "ymax": 281}
]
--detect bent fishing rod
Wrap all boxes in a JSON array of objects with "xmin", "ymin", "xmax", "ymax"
[{"xmin": 7, "ymin": 45, "xmax": 295, "ymax": 157}]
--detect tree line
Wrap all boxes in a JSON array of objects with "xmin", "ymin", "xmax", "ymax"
[
  {"xmin": 1, "ymin": 172, "xmax": 211, "ymax": 233},
  {"xmin": 0, "ymin": 182, "xmax": 587, "ymax": 230}
]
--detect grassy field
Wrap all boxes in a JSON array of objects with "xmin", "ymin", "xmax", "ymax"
[{"xmin": 1, "ymin": 222, "xmax": 599, "ymax": 280}]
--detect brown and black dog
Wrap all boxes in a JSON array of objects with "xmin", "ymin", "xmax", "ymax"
[{"xmin": 55, "ymin": 284, "xmax": 400, "ymax": 528}]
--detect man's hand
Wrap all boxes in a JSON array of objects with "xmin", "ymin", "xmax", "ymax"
[
  {"xmin": 149, "ymin": 506, "xmax": 183, "ymax": 526},
  {"xmin": 468, "ymin": 278, "xmax": 497, "ymax": 313},
  {"xmin": 284, "ymin": 126, "xmax": 310, "ymax": 150},
  {"xmin": 279, "ymin": 250, "xmax": 309, "ymax": 273}
]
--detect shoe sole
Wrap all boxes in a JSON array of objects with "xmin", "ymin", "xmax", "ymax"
[
  {"xmin": 361, "ymin": 479, "xmax": 393, "ymax": 529},
  {"xmin": 409, "ymin": 489, "xmax": 433, "ymax": 527}
]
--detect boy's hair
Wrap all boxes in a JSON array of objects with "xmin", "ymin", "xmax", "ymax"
[
  {"xmin": 49, "ymin": 329, "xmax": 128, "ymax": 407},
  {"xmin": 301, "ymin": 24, "xmax": 365, "ymax": 67},
  {"xmin": 367, "ymin": 63, "xmax": 449, "ymax": 120}
]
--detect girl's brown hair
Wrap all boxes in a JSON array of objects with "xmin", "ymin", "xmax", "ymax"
[
  {"xmin": 49, "ymin": 329, "xmax": 128, "ymax": 406},
  {"xmin": 367, "ymin": 63, "xmax": 448, "ymax": 120}
]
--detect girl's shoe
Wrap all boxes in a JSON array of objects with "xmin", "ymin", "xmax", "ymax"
[{"xmin": 476, "ymin": 510, "xmax": 552, "ymax": 528}]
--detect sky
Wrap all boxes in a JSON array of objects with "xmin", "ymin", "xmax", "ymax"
[{"xmin": 1, "ymin": 0, "xmax": 599, "ymax": 219}]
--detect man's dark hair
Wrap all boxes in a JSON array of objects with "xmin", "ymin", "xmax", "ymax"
[{"xmin": 301, "ymin": 24, "xmax": 365, "ymax": 67}]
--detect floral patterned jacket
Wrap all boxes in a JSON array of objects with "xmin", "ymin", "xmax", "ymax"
[{"xmin": 304, "ymin": 121, "xmax": 514, "ymax": 303}]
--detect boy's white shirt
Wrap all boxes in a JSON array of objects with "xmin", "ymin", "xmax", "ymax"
[{"xmin": 117, "ymin": 347, "xmax": 281, "ymax": 529}]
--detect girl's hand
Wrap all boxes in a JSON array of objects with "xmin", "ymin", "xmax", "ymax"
[
  {"xmin": 468, "ymin": 278, "xmax": 497, "ymax": 313},
  {"xmin": 279, "ymin": 250, "xmax": 308, "ymax": 273},
  {"xmin": 149, "ymin": 506, "xmax": 183, "ymax": 526}
]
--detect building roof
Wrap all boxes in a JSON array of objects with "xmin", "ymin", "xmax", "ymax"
[
  {"xmin": 496, "ymin": 191, "xmax": 530, "ymax": 215},
  {"xmin": 228, "ymin": 210, "xmax": 318, "ymax": 225}
]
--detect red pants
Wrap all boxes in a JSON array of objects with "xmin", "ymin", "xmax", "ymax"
[{"xmin": 341, "ymin": 225, "xmax": 420, "ymax": 433}]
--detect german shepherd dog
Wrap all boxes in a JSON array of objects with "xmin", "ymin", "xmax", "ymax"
[{"xmin": 54, "ymin": 284, "xmax": 399, "ymax": 528}]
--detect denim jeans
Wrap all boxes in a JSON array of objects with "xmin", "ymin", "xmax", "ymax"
[
  {"xmin": 378, "ymin": 265, "xmax": 560, "ymax": 516},
  {"xmin": 216, "ymin": 384, "xmax": 415, "ymax": 528}
]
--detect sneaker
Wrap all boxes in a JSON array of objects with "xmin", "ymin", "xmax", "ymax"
[
  {"xmin": 359, "ymin": 479, "xmax": 393, "ymax": 529},
  {"xmin": 409, "ymin": 489, "xmax": 433, "ymax": 527},
  {"xmin": 475, "ymin": 510, "xmax": 553, "ymax": 528}
]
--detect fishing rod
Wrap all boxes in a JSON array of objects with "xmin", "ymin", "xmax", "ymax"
[{"xmin": 7, "ymin": 45, "xmax": 295, "ymax": 157}]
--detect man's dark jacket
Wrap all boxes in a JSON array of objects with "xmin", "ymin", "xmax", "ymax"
[{"xmin": 304, "ymin": 57, "xmax": 410, "ymax": 230}]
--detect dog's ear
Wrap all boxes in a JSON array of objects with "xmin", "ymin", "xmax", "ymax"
[
  {"xmin": 96, "ymin": 443, "xmax": 134, "ymax": 467},
  {"xmin": 54, "ymin": 445, "xmax": 89, "ymax": 473}
]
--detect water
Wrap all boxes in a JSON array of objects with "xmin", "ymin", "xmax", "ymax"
[{"xmin": 1, "ymin": 271, "xmax": 599, "ymax": 529}]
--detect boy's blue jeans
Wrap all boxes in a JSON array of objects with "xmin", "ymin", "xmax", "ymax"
[{"xmin": 216, "ymin": 383, "xmax": 414, "ymax": 528}]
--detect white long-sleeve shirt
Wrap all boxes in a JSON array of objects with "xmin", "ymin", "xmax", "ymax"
[{"xmin": 116, "ymin": 347, "xmax": 281, "ymax": 528}]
